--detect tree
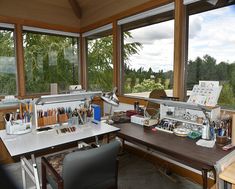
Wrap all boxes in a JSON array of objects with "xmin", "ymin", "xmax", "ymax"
[
  {"xmin": 23, "ymin": 33, "xmax": 78, "ymax": 93},
  {"xmin": 0, "ymin": 30, "xmax": 17, "ymax": 95},
  {"xmin": 132, "ymin": 79, "xmax": 164, "ymax": 93},
  {"xmin": 88, "ymin": 32, "xmax": 142, "ymax": 92}
]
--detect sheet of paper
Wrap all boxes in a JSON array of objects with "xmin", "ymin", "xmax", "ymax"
[{"xmin": 196, "ymin": 139, "xmax": 215, "ymax": 148}]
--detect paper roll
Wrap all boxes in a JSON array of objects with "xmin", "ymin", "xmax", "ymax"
[{"xmin": 232, "ymin": 114, "xmax": 235, "ymax": 146}]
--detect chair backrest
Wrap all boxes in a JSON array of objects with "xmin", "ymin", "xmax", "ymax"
[
  {"xmin": 146, "ymin": 89, "xmax": 167, "ymax": 117},
  {"xmin": 62, "ymin": 140, "xmax": 120, "ymax": 189}
]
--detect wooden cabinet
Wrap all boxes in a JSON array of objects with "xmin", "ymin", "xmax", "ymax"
[{"xmin": 0, "ymin": 139, "xmax": 14, "ymax": 164}]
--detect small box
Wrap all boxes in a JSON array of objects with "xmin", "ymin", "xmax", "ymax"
[
  {"xmin": 131, "ymin": 115, "xmax": 147, "ymax": 126},
  {"xmin": 91, "ymin": 104, "xmax": 101, "ymax": 122},
  {"xmin": 144, "ymin": 118, "xmax": 159, "ymax": 127}
]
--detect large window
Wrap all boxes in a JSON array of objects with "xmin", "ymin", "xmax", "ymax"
[
  {"xmin": 86, "ymin": 33, "xmax": 113, "ymax": 92},
  {"xmin": 187, "ymin": 5, "xmax": 235, "ymax": 109},
  {"xmin": 0, "ymin": 28, "xmax": 17, "ymax": 95},
  {"xmin": 122, "ymin": 19, "xmax": 174, "ymax": 98},
  {"xmin": 23, "ymin": 31, "xmax": 79, "ymax": 94}
]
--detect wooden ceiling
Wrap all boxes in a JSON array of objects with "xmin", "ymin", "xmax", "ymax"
[{"xmin": 0, "ymin": 0, "xmax": 232, "ymax": 31}]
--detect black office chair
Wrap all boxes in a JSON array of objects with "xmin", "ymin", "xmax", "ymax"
[{"xmin": 41, "ymin": 140, "xmax": 120, "ymax": 189}]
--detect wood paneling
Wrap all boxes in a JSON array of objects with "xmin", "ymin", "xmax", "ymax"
[
  {"xmin": 0, "ymin": 0, "xmax": 80, "ymax": 30},
  {"xmin": 80, "ymin": 0, "xmax": 173, "ymax": 32},
  {"xmin": 118, "ymin": 95, "xmax": 147, "ymax": 106},
  {"xmin": 0, "ymin": 139, "xmax": 14, "ymax": 164},
  {"xmin": 68, "ymin": 0, "xmax": 82, "ymax": 19},
  {"xmin": 15, "ymin": 24, "xmax": 25, "ymax": 97},
  {"xmin": 112, "ymin": 21, "xmax": 121, "ymax": 94},
  {"xmin": 80, "ymin": 36, "xmax": 88, "ymax": 90},
  {"xmin": 173, "ymin": 0, "xmax": 187, "ymax": 100}
]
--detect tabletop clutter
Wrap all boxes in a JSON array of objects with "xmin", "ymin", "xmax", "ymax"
[
  {"xmin": 4, "ymin": 100, "xmax": 33, "ymax": 135},
  {"xmin": 2, "ymin": 94, "xmax": 102, "ymax": 135},
  {"xmin": 112, "ymin": 81, "xmax": 235, "ymax": 150}
]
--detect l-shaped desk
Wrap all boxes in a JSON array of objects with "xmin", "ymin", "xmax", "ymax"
[
  {"xmin": 1, "ymin": 121, "xmax": 234, "ymax": 189},
  {"xmin": 114, "ymin": 122, "xmax": 234, "ymax": 189}
]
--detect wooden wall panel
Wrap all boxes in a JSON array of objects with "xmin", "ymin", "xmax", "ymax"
[
  {"xmin": 0, "ymin": 0, "xmax": 80, "ymax": 30},
  {"xmin": 80, "ymin": 0, "xmax": 149, "ymax": 28},
  {"xmin": 15, "ymin": 24, "xmax": 25, "ymax": 97},
  {"xmin": 80, "ymin": 0, "xmax": 172, "ymax": 31},
  {"xmin": 173, "ymin": 0, "xmax": 187, "ymax": 100}
]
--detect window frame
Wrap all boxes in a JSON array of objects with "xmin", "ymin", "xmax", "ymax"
[
  {"xmin": 22, "ymin": 28, "xmax": 80, "ymax": 95},
  {"xmin": 0, "ymin": 24, "xmax": 18, "ymax": 97},
  {"xmin": 83, "ymin": 24, "xmax": 114, "ymax": 92},
  {"xmin": 118, "ymin": 4, "xmax": 175, "ymax": 98}
]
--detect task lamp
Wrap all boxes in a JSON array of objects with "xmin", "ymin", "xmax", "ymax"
[{"xmin": 101, "ymin": 87, "xmax": 119, "ymax": 124}]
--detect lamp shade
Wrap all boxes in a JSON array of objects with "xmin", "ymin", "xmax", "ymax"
[{"xmin": 101, "ymin": 87, "xmax": 119, "ymax": 106}]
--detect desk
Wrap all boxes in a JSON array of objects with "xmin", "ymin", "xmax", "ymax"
[
  {"xmin": 0, "ymin": 122, "xmax": 119, "ymax": 157},
  {"xmin": 114, "ymin": 123, "xmax": 233, "ymax": 189},
  {"xmin": 219, "ymin": 162, "xmax": 235, "ymax": 189}
]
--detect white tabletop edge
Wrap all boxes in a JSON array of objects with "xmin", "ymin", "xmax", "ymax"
[{"xmin": 0, "ymin": 122, "xmax": 120, "ymax": 157}]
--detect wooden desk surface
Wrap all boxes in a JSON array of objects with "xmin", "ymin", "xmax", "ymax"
[
  {"xmin": 219, "ymin": 162, "xmax": 235, "ymax": 185},
  {"xmin": 114, "ymin": 123, "xmax": 233, "ymax": 171}
]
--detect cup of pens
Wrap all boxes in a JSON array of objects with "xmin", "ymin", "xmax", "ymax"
[
  {"xmin": 216, "ymin": 135, "xmax": 228, "ymax": 146},
  {"xmin": 216, "ymin": 120, "xmax": 229, "ymax": 146}
]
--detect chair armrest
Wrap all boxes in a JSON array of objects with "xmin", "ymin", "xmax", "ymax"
[{"xmin": 41, "ymin": 157, "xmax": 63, "ymax": 186}]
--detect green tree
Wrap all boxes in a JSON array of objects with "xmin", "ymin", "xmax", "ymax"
[
  {"xmin": 88, "ymin": 32, "xmax": 142, "ymax": 92},
  {"xmin": 133, "ymin": 79, "xmax": 164, "ymax": 93},
  {"xmin": 24, "ymin": 33, "xmax": 78, "ymax": 94},
  {"xmin": 0, "ymin": 30, "xmax": 17, "ymax": 95}
]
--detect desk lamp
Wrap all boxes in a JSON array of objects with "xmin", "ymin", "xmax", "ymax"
[{"xmin": 101, "ymin": 87, "xmax": 119, "ymax": 124}]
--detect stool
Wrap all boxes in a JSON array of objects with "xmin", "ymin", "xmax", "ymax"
[{"xmin": 219, "ymin": 162, "xmax": 235, "ymax": 189}]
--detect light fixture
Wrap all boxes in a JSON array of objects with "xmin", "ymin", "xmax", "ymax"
[{"xmin": 101, "ymin": 87, "xmax": 119, "ymax": 123}]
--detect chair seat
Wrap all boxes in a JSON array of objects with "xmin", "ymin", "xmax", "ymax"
[{"xmin": 46, "ymin": 146, "xmax": 93, "ymax": 176}]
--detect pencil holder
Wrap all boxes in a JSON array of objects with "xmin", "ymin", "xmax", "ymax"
[
  {"xmin": 43, "ymin": 117, "xmax": 49, "ymax": 126},
  {"xmin": 216, "ymin": 135, "xmax": 228, "ymax": 146},
  {"xmin": 38, "ymin": 117, "xmax": 44, "ymax": 127},
  {"xmin": 58, "ymin": 114, "xmax": 68, "ymax": 123}
]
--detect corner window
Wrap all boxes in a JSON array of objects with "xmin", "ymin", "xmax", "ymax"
[
  {"xmin": 187, "ymin": 5, "xmax": 235, "ymax": 109},
  {"xmin": 86, "ymin": 29, "xmax": 113, "ymax": 92},
  {"xmin": 122, "ymin": 19, "xmax": 174, "ymax": 98},
  {"xmin": 23, "ymin": 31, "xmax": 79, "ymax": 94},
  {"xmin": 0, "ymin": 28, "xmax": 17, "ymax": 95}
]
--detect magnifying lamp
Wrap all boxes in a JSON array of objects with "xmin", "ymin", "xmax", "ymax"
[{"xmin": 101, "ymin": 87, "xmax": 119, "ymax": 123}]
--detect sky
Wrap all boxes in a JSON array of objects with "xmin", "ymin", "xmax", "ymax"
[{"xmin": 125, "ymin": 4, "xmax": 235, "ymax": 72}]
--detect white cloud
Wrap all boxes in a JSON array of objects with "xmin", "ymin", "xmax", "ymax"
[
  {"xmin": 125, "ymin": 5, "xmax": 235, "ymax": 72},
  {"xmin": 189, "ymin": 15, "xmax": 203, "ymax": 39},
  {"xmin": 126, "ymin": 20, "xmax": 174, "ymax": 45},
  {"xmin": 125, "ymin": 20, "xmax": 174, "ymax": 72},
  {"xmin": 188, "ymin": 5, "xmax": 235, "ymax": 63}
]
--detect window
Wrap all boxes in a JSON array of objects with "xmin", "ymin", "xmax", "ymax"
[
  {"xmin": 23, "ymin": 31, "xmax": 79, "ymax": 94},
  {"xmin": 121, "ymin": 12, "xmax": 174, "ymax": 98},
  {"xmin": 86, "ymin": 28, "xmax": 113, "ymax": 92},
  {"xmin": 0, "ymin": 27, "xmax": 17, "ymax": 95},
  {"xmin": 187, "ymin": 5, "xmax": 235, "ymax": 109}
]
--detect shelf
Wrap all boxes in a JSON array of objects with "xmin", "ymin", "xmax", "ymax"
[
  {"xmin": 155, "ymin": 127, "xmax": 173, "ymax": 134},
  {"xmin": 146, "ymin": 98, "xmax": 218, "ymax": 112},
  {"xmin": 162, "ymin": 115, "xmax": 203, "ymax": 126},
  {"xmin": 35, "ymin": 91, "xmax": 102, "ymax": 105}
]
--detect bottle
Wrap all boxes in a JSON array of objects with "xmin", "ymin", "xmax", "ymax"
[
  {"xmin": 134, "ymin": 101, "xmax": 139, "ymax": 112},
  {"xmin": 202, "ymin": 120, "xmax": 211, "ymax": 140}
]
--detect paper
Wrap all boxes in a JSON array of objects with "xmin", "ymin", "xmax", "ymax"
[
  {"xmin": 196, "ymin": 139, "xmax": 215, "ymax": 148},
  {"xmin": 187, "ymin": 81, "xmax": 222, "ymax": 106}
]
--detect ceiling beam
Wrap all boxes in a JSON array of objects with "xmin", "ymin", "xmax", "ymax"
[{"xmin": 68, "ymin": 0, "xmax": 82, "ymax": 19}]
